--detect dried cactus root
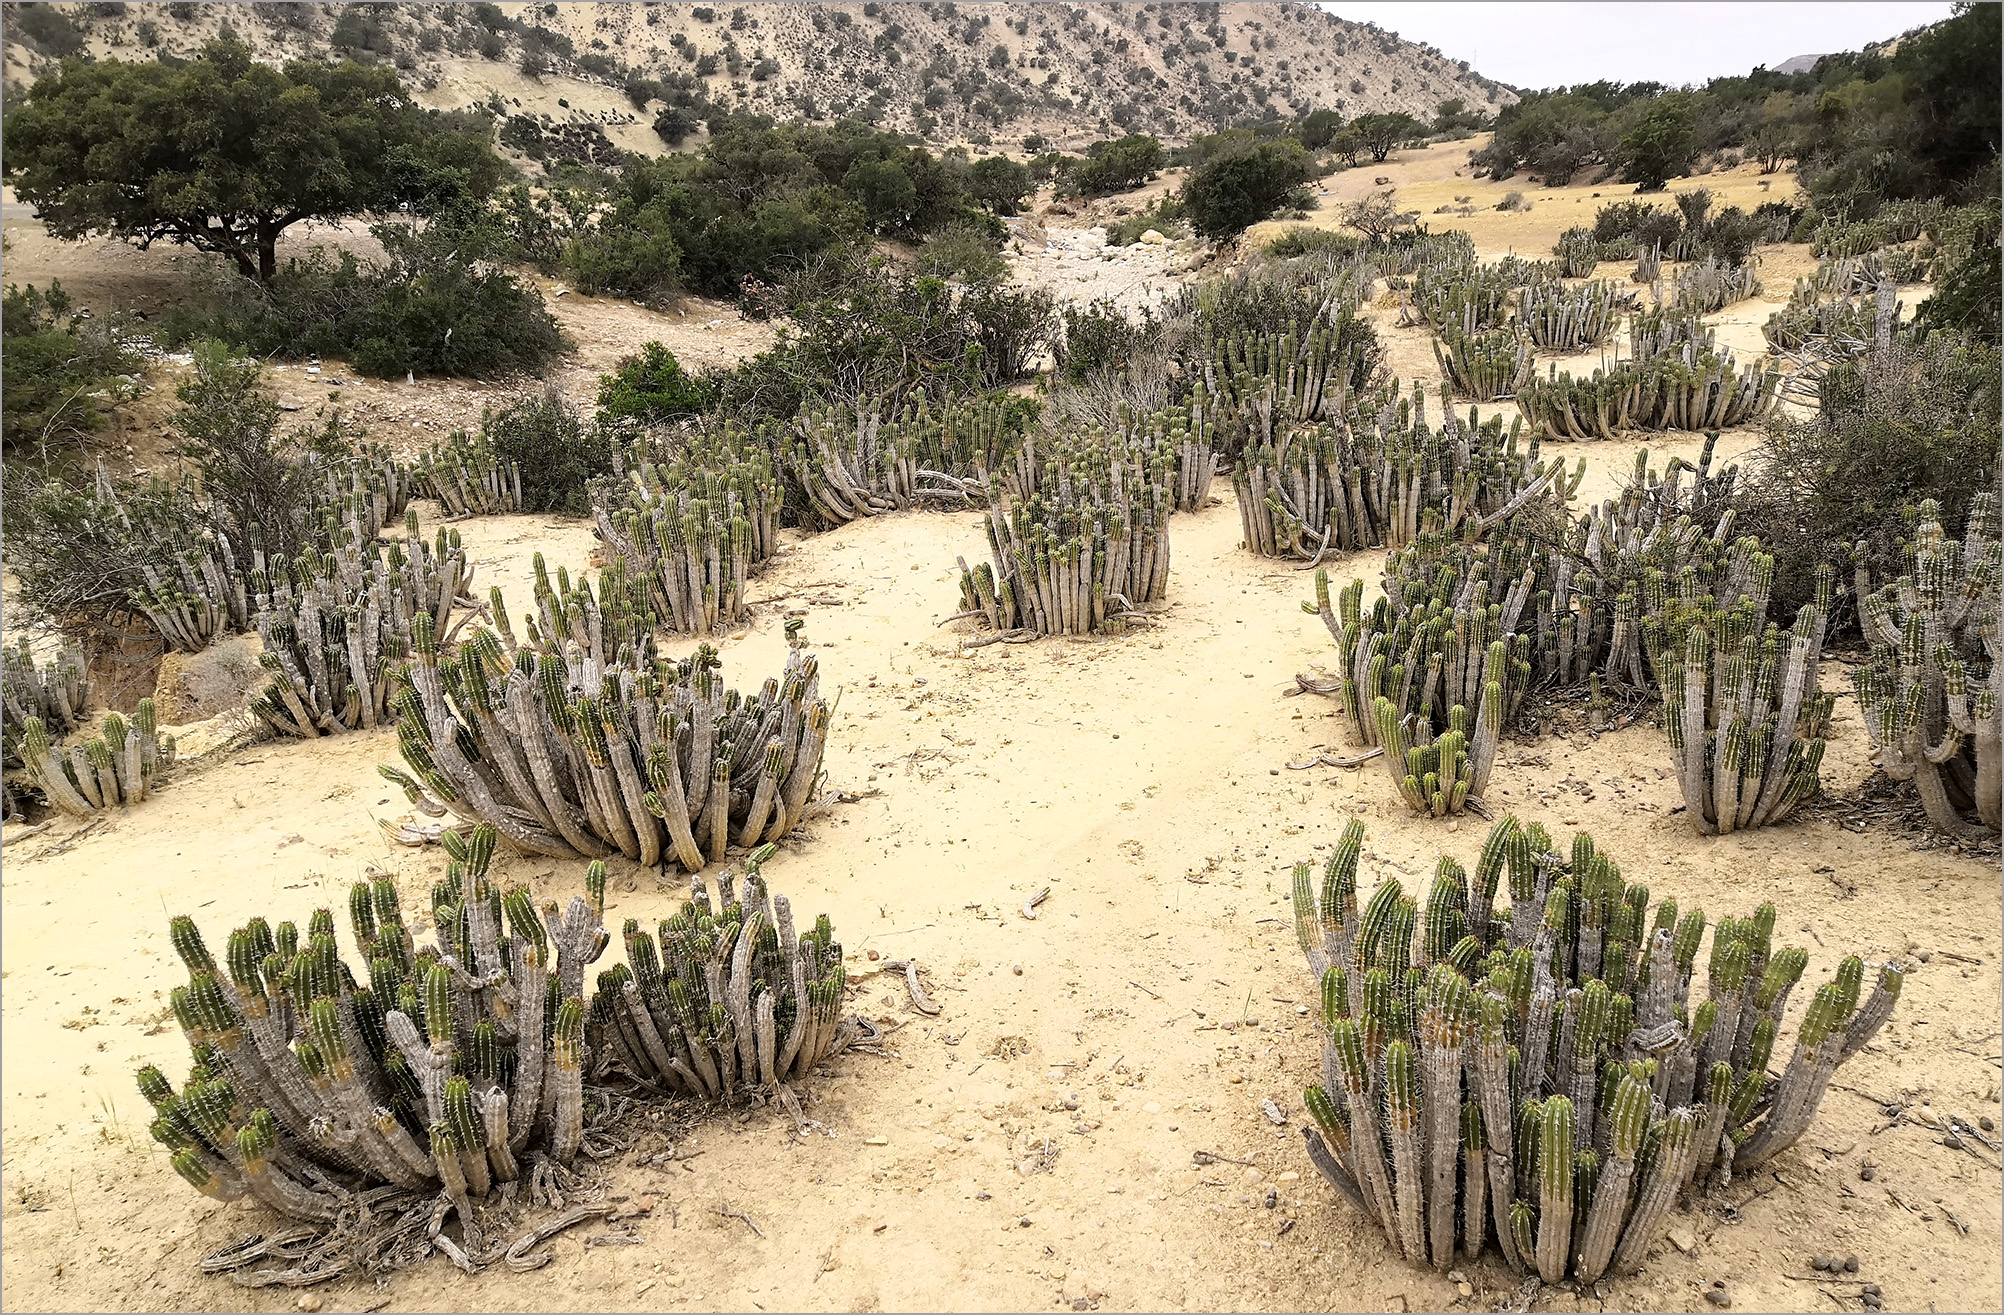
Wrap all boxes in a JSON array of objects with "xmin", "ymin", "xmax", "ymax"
[
  {"xmin": 385, "ymin": 566, "xmax": 832, "ymax": 869},
  {"xmin": 1852, "ymin": 495, "xmax": 2001, "ymax": 837},
  {"xmin": 17, "ymin": 699, "xmax": 174, "ymax": 817},
  {"xmin": 1290, "ymin": 816, "xmax": 1903, "ymax": 1279}
]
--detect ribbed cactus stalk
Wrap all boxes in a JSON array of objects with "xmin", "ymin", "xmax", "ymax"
[
  {"xmin": 1851, "ymin": 495, "xmax": 2001, "ymax": 837},
  {"xmin": 140, "ymin": 824, "xmax": 609, "ymax": 1246},
  {"xmin": 1290, "ymin": 815, "xmax": 1903, "ymax": 1280},
  {"xmin": 2, "ymin": 637, "xmax": 89, "ymax": 773},
  {"xmin": 1554, "ymin": 227, "xmax": 1601, "ymax": 280},
  {"xmin": 1194, "ymin": 306, "xmax": 1383, "ymax": 465}
]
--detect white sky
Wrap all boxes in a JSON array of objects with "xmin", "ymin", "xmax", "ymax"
[{"xmin": 1319, "ymin": 3, "xmax": 1956, "ymax": 90}]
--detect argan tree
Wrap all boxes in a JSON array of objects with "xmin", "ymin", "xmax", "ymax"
[{"xmin": 3, "ymin": 40, "xmax": 503, "ymax": 283}]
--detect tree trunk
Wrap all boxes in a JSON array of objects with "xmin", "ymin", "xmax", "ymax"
[{"xmin": 259, "ymin": 226, "xmax": 278, "ymax": 284}]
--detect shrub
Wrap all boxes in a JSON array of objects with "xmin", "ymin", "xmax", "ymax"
[
  {"xmin": 13, "ymin": 4, "xmax": 86, "ymax": 57},
  {"xmin": 1264, "ymin": 227, "xmax": 1363, "ymax": 259},
  {"xmin": 965, "ymin": 154, "xmax": 1032, "ymax": 215},
  {"xmin": 1496, "ymin": 190, "xmax": 1527, "ymax": 212},
  {"xmin": 1, "ymin": 281, "xmax": 141, "ymax": 461},
  {"xmin": 480, "ymin": 388, "xmax": 613, "ymax": 516},
  {"xmin": 1738, "ymin": 330, "xmax": 2002, "ymax": 626},
  {"xmin": 596, "ymin": 342, "xmax": 717, "ymax": 429},
  {"xmin": 168, "ymin": 343, "xmax": 334, "ymax": 562},
  {"xmin": 1107, "ymin": 198, "xmax": 1187, "ymax": 246},
  {"xmin": 1054, "ymin": 299, "xmax": 1165, "ymax": 386},
  {"xmin": 1064, "ymin": 134, "xmax": 1164, "ymax": 196},
  {"xmin": 913, "ymin": 223, "xmax": 1008, "ymax": 285},
  {"xmin": 1182, "ymin": 137, "xmax": 1315, "ymax": 240},
  {"xmin": 963, "ymin": 283, "xmax": 1057, "ymax": 385}
]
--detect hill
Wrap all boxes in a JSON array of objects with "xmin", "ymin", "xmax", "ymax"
[{"xmin": 1, "ymin": 0, "xmax": 1513, "ymax": 154}]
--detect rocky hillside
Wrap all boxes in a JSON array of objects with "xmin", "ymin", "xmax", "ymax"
[{"xmin": 2, "ymin": 1, "xmax": 1512, "ymax": 153}]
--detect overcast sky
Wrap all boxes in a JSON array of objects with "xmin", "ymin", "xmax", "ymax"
[{"xmin": 1320, "ymin": 3, "xmax": 1955, "ymax": 90}]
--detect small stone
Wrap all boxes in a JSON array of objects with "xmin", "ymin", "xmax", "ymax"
[
  {"xmin": 1859, "ymin": 1165, "xmax": 1877, "ymax": 1181},
  {"xmin": 1844, "ymin": 1255, "xmax": 1859, "ymax": 1273},
  {"xmin": 1703, "ymin": 1286, "xmax": 1732, "ymax": 1308},
  {"xmin": 864, "ymin": 1135, "xmax": 889, "ymax": 1145},
  {"xmin": 1277, "ymin": 1171, "xmax": 1300, "ymax": 1182},
  {"xmin": 1013, "ymin": 965, "xmax": 1024, "ymax": 975},
  {"xmin": 296, "ymin": 1298, "xmax": 322, "ymax": 1314},
  {"xmin": 1143, "ymin": 1101, "xmax": 1161, "ymax": 1113},
  {"xmin": 1862, "ymin": 1283, "xmax": 1882, "ymax": 1298},
  {"xmin": 1242, "ymin": 1167, "xmax": 1264, "ymax": 1186},
  {"xmin": 1263, "ymin": 1189, "xmax": 1277, "ymax": 1209},
  {"xmin": 1667, "ymin": 1225, "xmax": 1697, "ymax": 1254},
  {"xmin": 867, "ymin": 949, "xmax": 880, "ymax": 960},
  {"xmin": 1811, "ymin": 1255, "xmax": 1830, "ymax": 1271},
  {"xmin": 1983, "ymin": 1116, "xmax": 1996, "ymax": 1133},
  {"xmin": 1019, "ymin": 1217, "xmax": 1032, "ymax": 1228},
  {"xmin": 1456, "ymin": 1282, "xmax": 1473, "ymax": 1299}
]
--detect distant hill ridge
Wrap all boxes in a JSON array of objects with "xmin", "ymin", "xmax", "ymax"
[{"xmin": 2, "ymin": 0, "xmax": 1513, "ymax": 154}]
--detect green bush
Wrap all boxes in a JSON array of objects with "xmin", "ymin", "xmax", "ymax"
[
  {"xmin": 1181, "ymin": 138, "xmax": 1315, "ymax": 240},
  {"xmin": 1064, "ymin": 134, "xmax": 1164, "ymax": 196},
  {"xmin": 913, "ymin": 223, "xmax": 1009, "ymax": 285},
  {"xmin": 1263, "ymin": 227, "xmax": 1363, "ymax": 259},
  {"xmin": 1107, "ymin": 198, "xmax": 1187, "ymax": 246},
  {"xmin": 963, "ymin": 283, "xmax": 1057, "ymax": 386},
  {"xmin": 1, "ymin": 281, "xmax": 140, "ymax": 461},
  {"xmin": 479, "ymin": 389, "xmax": 612, "ymax": 516},
  {"xmin": 157, "ymin": 211, "xmax": 567, "ymax": 379},
  {"xmin": 1738, "ymin": 330, "xmax": 2002, "ymax": 626},
  {"xmin": 596, "ymin": 342, "xmax": 717, "ymax": 428},
  {"xmin": 1055, "ymin": 298, "xmax": 1164, "ymax": 385}
]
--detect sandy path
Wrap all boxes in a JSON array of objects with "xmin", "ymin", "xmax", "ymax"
[{"xmin": 3, "ymin": 456, "xmax": 1998, "ymax": 1312}]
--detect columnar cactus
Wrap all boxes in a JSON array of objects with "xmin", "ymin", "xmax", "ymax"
[
  {"xmin": 593, "ymin": 426, "xmax": 779, "ymax": 636},
  {"xmin": 247, "ymin": 512, "xmax": 472, "ymax": 739},
  {"xmin": 138, "ymin": 825, "xmax": 608, "ymax": 1235},
  {"xmin": 1403, "ymin": 258, "xmax": 1516, "ymax": 333},
  {"xmin": 418, "ymin": 431, "xmax": 523, "ymax": 516},
  {"xmin": 593, "ymin": 845, "xmax": 861, "ymax": 1098},
  {"xmin": 17, "ymin": 700, "xmax": 174, "ymax": 817},
  {"xmin": 1432, "ymin": 322, "xmax": 1535, "ymax": 401},
  {"xmin": 1554, "ymin": 227, "xmax": 1601, "ymax": 279},
  {"xmin": 955, "ymin": 423, "xmax": 1173, "ymax": 638},
  {"xmin": 1236, "ymin": 379, "xmax": 1565, "ymax": 563},
  {"xmin": 1633, "ymin": 243, "xmax": 1662, "ymax": 284},
  {"xmin": 384, "ymin": 568, "xmax": 832, "ymax": 868},
  {"xmin": 1644, "ymin": 543, "xmax": 1836, "ymax": 834},
  {"xmin": 1852, "ymin": 496, "xmax": 2002, "ymax": 837},
  {"xmin": 1293, "ymin": 818, "xmax": 1904, "ymax": 1279},
  {"xmin": 1515, "ymin": 278, "xmax": 1625, "ymax": 352},
  {"xmin": 1516, "ymin": 311, "xmax": 1779, "ymax": 441},
  {"xmin": 2, "ymin": 637, "xmax": 89, "ymax": 764},
  {"xmin": 1670, "ymin": 258, "xmax": 1762, "ymax": 315}
]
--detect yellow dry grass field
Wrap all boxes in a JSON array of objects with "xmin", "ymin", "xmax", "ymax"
[{"xmin": 1, "ymin": 142, "xmax": 1997, "ymax": 1315}]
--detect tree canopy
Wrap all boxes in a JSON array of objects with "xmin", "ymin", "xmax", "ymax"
[
  {"xmin": 2, "ymin": 39, "xmax": 505, "ymax": 282},
  {"xmin": 1180, "ymin": 136, "xmax": 1314, "ymax": 240}
]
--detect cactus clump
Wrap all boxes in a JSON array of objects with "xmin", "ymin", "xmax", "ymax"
[
  {"xmin": 783, "ymin": 393, "xmax": 1030, "ymax": 529},
  {"xmin": 954, "ymin": 422, "xmax": 1173, "ymax": 638},
  {"xmin": 1432, "ymin": 323, "xmax": 1535, "ymax": 402},
  {"xmin": 417, "ymin": 430, "xmax": 523, "ymax": 516},
  {"xmin": 1193, "ymin": 312, "xmax": 1384, "ymax": 464},
  {"xmin": 384, "ymin": 563, "xmax": 832, "ymax": 867},
  {"xmin": 2, "ymin": 637, "xmax": 89, "ymax": 764},
  {"xmin": 1236, "ymin": 379, "xmax": 1566, "ymax": 564},
  {"xmin": 591, "ymin": 424, "xmax": 780, "ymax": 636},
  {"xmin": 1515, "ymin": 278, "xmax": 1626, "ymax": 352},
  {"xmin": 140, "ymin": 824, "xmax": 606, "ymax": 1243},
  {"xmin": 1516, "ymin": 309, "xmax": 1779, "ymax": 442},
  {"xmin": 1292, "ymin": 818, "xmax": 1904, "ymax": 1279},
  {"xmin": 594, "ymin": 845, "xmax": 862, "ymax": 1097},
  {"xmin": 1670, "ymin": 257, "xmax": 1763, "ymax": 315},
  {"xmin": 1554, "ymin": 226, "xmax": 1601, "ymax": 279},
  {"xmin": 1852, "ymin": 495, "xmax": 2002, "ymax": 837},
  {"xmin": 17, "ymin": 699, "xmax": 173, "ymax": 817},
  {"xmin": 1645, "ymin": 542, "xmax": 1835, "ymax": 834},
  {"xmin": 247, "ymin": 512, "xmax": 471, "ymax": 739}
]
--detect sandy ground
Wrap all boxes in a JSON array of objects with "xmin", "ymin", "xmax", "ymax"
[
  {"xmin": 3, "ymin": 463, "xmax": 2000, "ymax": 1314},
  {"xmin": 3, "ymin": 155, "xmax": 1999, "ymax": 1315}
]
